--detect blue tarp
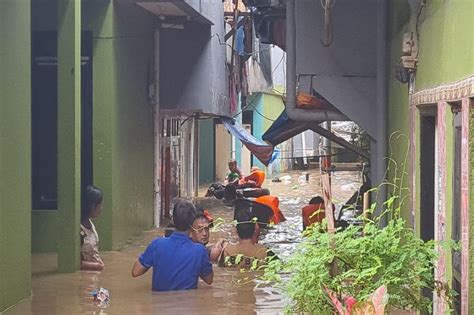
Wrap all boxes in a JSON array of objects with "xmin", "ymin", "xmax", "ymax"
[
  {"xmin": 221, "ymin": 116, "xmax": 276, "ymax": 166},
  {"xmin": 262, "ymin": 109, "xmax": 313, "ymax": 146}
]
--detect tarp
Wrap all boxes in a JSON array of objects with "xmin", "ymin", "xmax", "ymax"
[
  {"xmin": 262, "ymin": 109, "xmax": 370, "ymax": 160},
  {"xmin": 262, "ymin": 109, "xmax": 314, "ymax": 146},
  {"xmin": 221, "ymin": 116, "xmax": 275, "ymax": 166}
]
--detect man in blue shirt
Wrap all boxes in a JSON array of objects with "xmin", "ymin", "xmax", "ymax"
[{"xmin": 131, "ymin": 200, "xmax": 213, "ymax": 291}]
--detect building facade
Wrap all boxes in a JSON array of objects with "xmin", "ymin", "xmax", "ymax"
[
  {"xmin": 0, "ymin": 0, "xmax": 227, "ymax": 311},
  {"xmin": 388, "ymin": 1, "xmax": 474, "ymax": 313}
]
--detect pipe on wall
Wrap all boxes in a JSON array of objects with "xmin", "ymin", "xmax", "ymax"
[
  {"xmin": 285, "ymin": 0, "xmax": 348, "ymax": 122},
  {"xmin": 153, "ymin": 26, "xmax": 161, "ymax": 228},
  {"xmin": 373, "ymin": 0, "xmax": 388, "ymax": 225}
]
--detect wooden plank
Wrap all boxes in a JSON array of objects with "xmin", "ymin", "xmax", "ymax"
[
  {"xmin": 435, "ymin": 101, "xmax": 447, "ymax": 314},
  {"xmin": 460, "ymin": 98, "xmax": 470, "ymax": 314}
]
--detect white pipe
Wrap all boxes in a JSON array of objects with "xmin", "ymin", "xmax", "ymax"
[{"xmin": 374, "ymin": 0, "xmax": 388, "ymax": 225}]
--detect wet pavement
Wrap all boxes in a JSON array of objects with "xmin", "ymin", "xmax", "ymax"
[{"xmin": 5, "ymin": 170, "xmax": 361, "ymax": 315}]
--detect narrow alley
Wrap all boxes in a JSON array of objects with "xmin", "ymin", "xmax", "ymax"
[{"xmin": 5, "ymin": 170, "xmax": 361, "ymax": 314}]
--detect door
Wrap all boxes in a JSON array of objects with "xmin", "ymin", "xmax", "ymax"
[
  {"xmin": 215, "ymin": 122, "xmax": 232, "ymax": 180},
  {"xmin": 240, "ymin": 124, "xmax": 252, "ymax": 175},
  {"xmin": 31, "ymin": 31, "xmax": 93, "ymax": 210}
]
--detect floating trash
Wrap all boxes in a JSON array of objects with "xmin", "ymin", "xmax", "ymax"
[{"xmin": 91, "ymin": 287, "xmax": 110, "ymax": 309}]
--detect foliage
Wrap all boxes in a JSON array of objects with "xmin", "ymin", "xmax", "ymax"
[{"xmin": 262, "ymin": 133, "xmax": 455, "ymax": 314}]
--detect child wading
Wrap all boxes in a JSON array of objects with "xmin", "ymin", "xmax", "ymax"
[{"xmin": 80, "ymin": 185, "xmax": 105, "ymax": 271}]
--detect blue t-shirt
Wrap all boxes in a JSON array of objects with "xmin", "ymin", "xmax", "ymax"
[{"xmin": 139, "ymin": 232, "xmax": 213, "ymax": 291}]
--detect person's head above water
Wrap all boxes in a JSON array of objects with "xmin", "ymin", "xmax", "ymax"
[
  {"xmin": 191, "ymin": 212, "xmax": 211, "ymax": 245},
  {"xmin": 81, "ymin": 185, "xmax": 103, "ymax": 221},
  {"xmin": 172, "ymin": 200, "xmax": 197, "ymax": 232},
  {"xmin": 228, "ymin": 159, "xmax": 238, "ymax": 171},
  {"xmin": 309, "ymin": 196, "xmax": 324, "ymax": 205},
  {"xmin": 234, "ymin": 209, "xmax": 257, "ymax": 240}
]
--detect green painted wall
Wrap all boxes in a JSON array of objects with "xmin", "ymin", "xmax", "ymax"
[
  {"xmin": 387, "ymin": 0, "xmax": 474, "ymax": 309},
  {"xmin": 251, "ymin": 92, "xmax": 285, "ymax": 169},
  {"xmin": 199, "ymin": 119, "xmax": 215, "ymax": 184},
  {"xmin": 0, "ymin": 0, "xmax": 32, "ymax": 311},
  {"xmin": 31, "ymin": 1, "xmax": 155, "ymax": 253},
  {"xmin": 87, "ymin": 1, "xmax": 155, "ymax": 250}
]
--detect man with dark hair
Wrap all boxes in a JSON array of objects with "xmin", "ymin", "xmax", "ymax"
[
  {"xmin": 302, "ymin": 196, "xmax": 325, "ymax": 230},
  {"xmin": 190, "ymin": 210, "xmax": 226, "ymax": 263},
  {"xmin": 131, "ymin": 200, "xmax": 213, "ymax": 291},
  {"xmin": 220, "ymin": 209, "xmax": 269, "ymax": 268}
]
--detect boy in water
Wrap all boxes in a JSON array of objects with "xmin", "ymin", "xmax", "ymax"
[
  {"xmin": 220, "ymin": 209, "xmax": 271, "ymax": 269},
  {"xmin": 225, "ymin": 159, "xmax": 242, "ymax": 186}
]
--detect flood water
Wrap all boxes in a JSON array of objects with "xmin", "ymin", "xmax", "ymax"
[{"xmin": 5, "ymin": 170, "xmax": 361, "ymax": 315}]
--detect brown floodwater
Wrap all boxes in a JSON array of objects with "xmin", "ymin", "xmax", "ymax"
[{"xmin": 5, "ymin": 170, "xmax": 361, "ymax": 315}]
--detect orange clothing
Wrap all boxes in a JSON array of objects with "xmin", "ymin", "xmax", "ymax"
[
  {"xmin": 302, "ymin": 203, "xmax": 325, "ymax": 229},
  {"xmin": 242, "ymin": 170, "xmax": 266, "ymax": 187},
  {"xmin": 255, "ymin": 195, "xmax": 286, "ymax": 224}
]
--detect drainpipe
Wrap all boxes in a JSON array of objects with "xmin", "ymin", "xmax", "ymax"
[
  {"xmin": 373, "ymin": 0, "xmax": 388, "ymax": 225},
  {"xmin": 153, "ymin": 25, "xmax": 161, "ymax": 228},
  {"xmin": 285, "ymin": 0, "xmax": 347, "ymax": 122}
]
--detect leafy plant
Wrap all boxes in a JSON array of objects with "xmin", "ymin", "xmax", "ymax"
[{"xmin": 262, "ymin": 133, "xmax": 455, "ymax": 314}]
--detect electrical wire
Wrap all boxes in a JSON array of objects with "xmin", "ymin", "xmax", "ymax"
[
  {"xmin": 414, "ymin": 0, "xmax": 426, "ymax": 58},
  {"xmin": 212, "ymin": 32, "xmax": 273, "ymax": 56}
]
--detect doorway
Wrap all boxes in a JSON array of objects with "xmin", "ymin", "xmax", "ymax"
[
  {"xmin": 32, "ymin": 31, "xmax": 93, "ymax": 210},
  {"xmin": 215, "ymin": 121, "xmax": 232, "ymax": 181},
  {"xmin": 419, "ymin": 111, "xmax": 436, "ymax": 312}
]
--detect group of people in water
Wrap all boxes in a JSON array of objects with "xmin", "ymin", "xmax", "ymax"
[{"xmin": 79, "ymin": 160, "xmax": 330, "ymax": 292}]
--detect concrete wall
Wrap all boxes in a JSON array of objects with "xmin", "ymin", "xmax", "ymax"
[
  {"xmin": 30, "ymin": 0, "xmax": 155, "ymax": 252},
  {"xmin": 199, "ymin": 119, "xmax": 215, "ymax": 184},
  {"xmin": 251, "ymin": 92, "xmax": 287, "ymax": 173},
  {"xmin": 88, "ymin": 0, "xmax": 155, "ymax": 250},
  {"xmin": 160, "ymin": 0, "xmax": 229, "ymax": 116},
  {"xmin": 387, "ymin": 0, "xmax": 474, "ymax": 311},
  {"xmin": 0, "ymin": 0, "xmax": 32, "ymax": 311},
  {"xmin": 295, "ymin": 0, "xmax": 378, "ymax": 138}
]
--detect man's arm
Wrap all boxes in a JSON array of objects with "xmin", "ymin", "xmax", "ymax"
[
  {"xmin": 131, "ymin": 260, "xmax": 149, "ymax": 277},
  {"xmin": 200, "ymin": 270, "xmax": 214, "ymax": 284}
]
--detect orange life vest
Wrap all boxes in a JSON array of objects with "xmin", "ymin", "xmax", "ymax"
[
  {"xmin": 255, "ymin": 195, "xmax": 285, "ymax": 224},
  {"xmin": 242, "ymin": 170, "xmax": 266, "ymax": 187},
  {"xmin": 302, "ymin": 203, "xmax": 325, "ymax": 229}
]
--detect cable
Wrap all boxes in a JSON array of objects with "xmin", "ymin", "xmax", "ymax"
[
  {"xmin": 212, "ymin": 32, "xmax": 273, "ymax": 56},
  {"xmin": 271, "ymin": 54, "xmax": 285, "ymax": 75},
  {"xmin": 414, "ymin": 0, "xmax": 426, "ymax": 58}
]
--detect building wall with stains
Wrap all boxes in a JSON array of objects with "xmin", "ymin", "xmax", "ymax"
[
  {"xmin": 30, "ymin": 0, "xmax": 155, "ymax": 253},
  {"xmin": 0, "ymin": 0, "xmax": 32, "ymax": 311},
  {"xmin": 388, "ymin": 1, "xmax": 474, "ymax": 313}
]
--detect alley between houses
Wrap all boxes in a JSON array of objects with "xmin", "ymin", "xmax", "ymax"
[{"xmin": 5, "ymin": 170, "xmax": 360, "ymax": 315}]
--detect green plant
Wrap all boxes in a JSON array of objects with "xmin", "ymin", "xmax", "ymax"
[{"xmin": 262, "ymin": 133, "xmax": 455, "ymax": 314}]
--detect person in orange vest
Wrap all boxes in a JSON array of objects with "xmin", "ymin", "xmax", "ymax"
[
  {"xmin": 302, "ymin": 196, "xmax": 325, "ymax": 231},
  {"xmin": 254, "ymin": 195, "xmax": 286, "ymax": 225},
  {"xmin": 240, "ymin": 166, "xmax": 266, "ymax": 188}
]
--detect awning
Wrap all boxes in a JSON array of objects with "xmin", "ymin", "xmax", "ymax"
[
  {"xmin": 221, "ymin": 116, "xmax": 276, "ymax": 166},
  {"xmin": 262, "ymin": 109, "xmax": 314, "ymax": 146},
  {"xmin": 262, "ymin": 109, "xmax": 370, "ymax": 160}
]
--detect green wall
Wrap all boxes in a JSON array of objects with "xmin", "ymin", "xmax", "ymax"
[
  {"xmin": 31, "ymin": 0, "xmax": 155, "ymax": 253},
  {"xmin": 0, "ymin": 0, "xmax": 32, "ymax": 311},
  {"xmin": 199, "ymin": 119, "xmax": 215, "ymax": 184},
  {"xmin": 387, "ymin": 0, "xmax": 474, "ymax": 310}
]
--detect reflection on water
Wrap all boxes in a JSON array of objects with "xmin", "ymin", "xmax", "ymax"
[{"xmin": 6, "ymin": 170, "xmax": 360, "ymax": 315}]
